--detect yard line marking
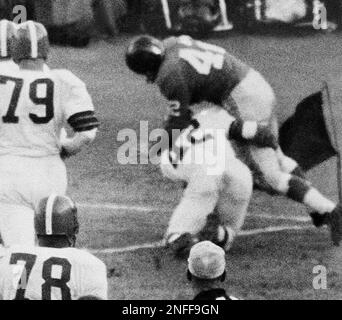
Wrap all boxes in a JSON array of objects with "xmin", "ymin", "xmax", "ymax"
[
  {"xmin": 91, "ymin": 241, "xmax": 164, "ymax": 254},
  {"xmin": 254, "ymin": 213, "xmax": 310, "ymax": 223},
  {"xmin": 240, "ymin": 225, "xmax": 312, "ymax": 236},
  {"xmin": 79, "ymin": 202, "xmax": 310, "ymax": 222},
  {"xmin": 89, "ymin": 225, "xmax": 314, "ymax": 255},
  {"xmin": 79, "ymin": 202, "xmax": 167, "ymax": 213}
]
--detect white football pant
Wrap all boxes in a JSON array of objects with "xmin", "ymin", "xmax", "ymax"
[
  {"xmin": 0, "ymin": 155, "xmax": 67, "ymax": 246},
  {"xmin": 161, "ymin": 109, "xmax": 253, "ymax": 245},
  {"xmin": 227, "ymin": 68, "xmax": 300, "ymax": 189}
]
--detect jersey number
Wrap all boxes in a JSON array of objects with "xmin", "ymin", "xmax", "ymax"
[
  {"xmin": 10, "ymin": 253, "xmax": 71, "ymax": 300},
  {"xmin": 169, "ymin": 124, "xmax": 213, "ymax": 168},
  {"xmin": 178, "ymin": 38, "xmax": 225, "ymax": 75},
  {"xmin": 0, "ymin": 76, "xmax": 54, "ymax": 124}
]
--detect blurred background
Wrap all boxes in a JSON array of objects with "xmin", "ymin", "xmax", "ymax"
[{"xmin": 0, "ymin": 0, "xmax": 341, "ymax": 47}]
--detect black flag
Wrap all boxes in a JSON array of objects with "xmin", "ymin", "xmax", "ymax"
[{"xmin": 279, "ymin": 90, "xmax": 337, "ymax": 171}]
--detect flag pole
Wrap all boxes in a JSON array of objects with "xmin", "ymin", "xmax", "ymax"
[
  {"xmin": 336, "ymin": 153, "xmax": 342, "ymax": 203},
  {"xmin": 325, "ymin": 81, "xmax": 342, "ymax": 203}
]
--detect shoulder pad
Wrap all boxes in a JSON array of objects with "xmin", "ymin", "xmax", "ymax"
[{"xmin": 51, "ymin": 69, "xmax": 86, "ymax": 87}]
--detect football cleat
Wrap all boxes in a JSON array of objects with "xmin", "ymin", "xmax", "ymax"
[
  {"xmin": 0, "ymin": 19, "xmax": 16, "ymax": 58},
  {"xmin": 197, "ymin": 213, "xmax": 235, "ymax": 251},
  {"xmin": 166, "ymin": 233, "xmax": 199, "ymax": 258},
  {"xmin": 126, "ymin": 35, "xmax": 165, "ymax": 79},
  {"xmin": 310, "ymin": 212, "xmax": 329, "ymax": 228},
  {"xmin": 198, "ymin": 213, "xmax": 222, "ymax": 243},
  {"xmin": 12, "ymin": 20, "xmax": 49, "ymax": 61}
]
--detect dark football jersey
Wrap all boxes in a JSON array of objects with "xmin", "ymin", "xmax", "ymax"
[
  {"xmin": 193, "ymin": 288, "xmax": 238, "ymax": 300},
  {"xmin": 156, "ymin": 36, "xmax": 250, "ymax": 111}
]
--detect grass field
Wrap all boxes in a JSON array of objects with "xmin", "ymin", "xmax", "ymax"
[{"xmin": 48, "ymin": 31, "xmax": 342, "ymax": 300}]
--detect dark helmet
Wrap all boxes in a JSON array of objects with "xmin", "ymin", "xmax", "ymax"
[
  {"xmin": 125, "ymin": 35, "xmax": 165, "ymax": 78},
  {"xmin": 35, "ymin": 194, "xmax": 79, "ymax": 245},
  {"xmin": 0, "ymin": 19, "xmax": 16, "ymax": 58},
  {"xmin": 12, "ymin": 20, "xmax": 49, "ymax": 61}
]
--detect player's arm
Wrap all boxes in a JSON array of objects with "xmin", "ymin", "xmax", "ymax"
[
  {"xmin": 159, "ymin": 67, "xmax": 193, "ymax": 133},
  {"xmin": 59, "ymin": 70, "xmax": 99, "ymax": 158},
  {"xmin": 60, "ymin": 127, "xmax": 98, "ymax": 159},
  {"xmin": 228, "ymin": 119, "xmax": 279, "ymax": 150}
]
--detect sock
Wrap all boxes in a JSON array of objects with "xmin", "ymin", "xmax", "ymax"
[
  {"xmin": 291, "ymin": 166, "xmax": 306, "ymax": 180},
  {"xmin": 287, "ymin": 176, "xmax": 335, "ymax": 214},
  {"xmin": 303, "ymin": 189, "xmax": 335, "ymax": 214},
  {"xmin": 166, "ymin": 233, "xmax": 182, "ymax": 244},
  {"xmin": 217, "ymin": 226, "xmax": 236, "ymax": 251}
]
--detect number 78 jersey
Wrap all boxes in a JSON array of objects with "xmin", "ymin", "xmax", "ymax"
[
  {"xmin": 0, "ymin": 68, "xmax": 95, "ymax": 157},
  {"xmin": 0, "ymin": 246, "xmax": 108, "ymax": 300},
  {"xmin": 156, "ymin": 36, "xmax": 251, "ymax": 109}
]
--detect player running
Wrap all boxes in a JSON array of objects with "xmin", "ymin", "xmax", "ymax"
[
  {"xmin": 0, "ymin": 195, "xmax": 108, "ymax": 300},
  {"xmin": 0, "ymin": 21, "xmax": 99, "ymax": 246},
  {"xmin": 0, "ymin": 20, "xmax": 19, "ymax": 73},
  {"xmin": 126, "ymin": 35, "xmax": 342, "ymax": 246}
]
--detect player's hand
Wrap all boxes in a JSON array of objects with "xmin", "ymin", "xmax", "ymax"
[
  {"xmin": 164, "ymin": 108, "xmax": 194, "ymax": 132},
  {"xmin": 60, "ymin": 147, "xmax": 72, "ymax": 160},
  {"xmin": 254, "ymin": 127, "xmax": 279, "ymax": 150}
]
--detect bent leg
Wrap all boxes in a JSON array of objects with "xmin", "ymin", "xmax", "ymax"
[
  {"xmin": 218, "ymin": 158, "xmax": 253, "ymax": 231},
  {"xmin": 216, "ymin": 158, "xmax": 253, "ymax": 250},
  {"xmin": 166, "ymin": 171, "xmax": 222, "ymax": 239},
  {"xmin": 250, "ymin": 147, "xmax": 335, "ymax": 214}
]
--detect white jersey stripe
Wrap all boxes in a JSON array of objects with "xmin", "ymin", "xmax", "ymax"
[
  {"xmin": 45, "ymin": 194, "xmax": 57, "ymax": 235},
  {"xmin": 0, "ymin": 20, "xmax": 8, "ymax": 57},
  {"xmin": 27, "ymin": 21, "xmax": 38, "ymax": 58}
]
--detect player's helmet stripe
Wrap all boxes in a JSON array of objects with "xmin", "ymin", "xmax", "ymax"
[
  {"xmin": 27, "ymin": 20, "xmax": 38, "ymax": 58},
  {"xmin": 0, "ymin": 20, "xmax": 8, "ymax": 57},
  {"xmin": 45, "ymin": 194, "xmax": 57, "ymax": 235}
]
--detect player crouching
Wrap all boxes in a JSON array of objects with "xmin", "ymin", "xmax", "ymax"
[
  {"xmin": 0, "ymin": 195, "xmax": 108, "ymax": 300},
  {"xmin": 160, "ymin": 104, "xmax": 279, "ymax": 257}
]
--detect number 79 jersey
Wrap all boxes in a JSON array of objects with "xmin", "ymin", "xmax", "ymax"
[
  {"xmin": 0, "ymin": 68, "xmax": 95, "ymax": 157},
  {"xmin": 156, "ymin": 36, "xmax": 250, "ymax": 109},
  {"xmin": 0, "ymin": 246, "xmax": 108, "ymax": 300}
]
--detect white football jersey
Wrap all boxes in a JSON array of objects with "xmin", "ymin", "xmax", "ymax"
[
  {"xmin": 0, "ymin": 67, "xmax": 95, "ymax": 157},
  {"xmin": 0, "ymin": 60, "xmax": 19, "ymax": 73},
  {"xmin": 0, "ymin": 246, "xmax": 108, "ymax": 300}
]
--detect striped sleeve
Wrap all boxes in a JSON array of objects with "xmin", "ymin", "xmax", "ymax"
[{"xmin": 68, "ymin": 111, "xmax": 99, "ymax": 132}]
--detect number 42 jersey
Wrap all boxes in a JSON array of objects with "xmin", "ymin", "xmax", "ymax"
[
  {"xmin": 0, "ymin": 245, "xmax": 108, "ymax": 300},
  {"xmin": 0, "ymin": 68, "xmax": 96, "ymax": 157},
  {"xmin": 156, "ymin": 36, "xmax": 251, "ymax": 110}
]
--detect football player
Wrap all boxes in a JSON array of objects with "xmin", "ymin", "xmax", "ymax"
[
  {"xmin": 160, "ymin": 104, "xmax": 254, "ymax": 256},
  {"xmin": 126, "ymin": 35, "xmax": 342, "ymax": 246},
  {"xmin": 0, "ymin": 21, "xmax": 99, "ymax": 246},
  {"xmin": 0, "ymin": 19, "xmax": 19, "ymax": 73},
  {"xmin": 0, "ymin": 195, "xmax": 108, "ymax": 300}
]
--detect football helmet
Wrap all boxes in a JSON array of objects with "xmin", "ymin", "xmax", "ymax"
[
  {"xmin": 35, "ymin": 194, "xmax": 79, "ymax": 245},
  {"xmin": 0, "ymin": 19, "xmax": 16, "ymax": 58},
  {"xmin": 12, "ymin": 20, "xmax": 49, "ymax": 61},
  {"xmin": 126, "ymin": 35, "xmax": 165, "ymax": 79}
]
